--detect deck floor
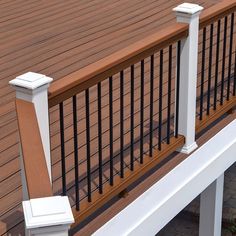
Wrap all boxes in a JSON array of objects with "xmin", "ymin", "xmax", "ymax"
[{"xmin": 0, "ymin": 0, "xmax": 226, "ymax": 235}]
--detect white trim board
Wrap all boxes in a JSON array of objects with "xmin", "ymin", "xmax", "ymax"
[{"xmin": 93, "ymin": 119, "xmax": 236, "ymax": 236}]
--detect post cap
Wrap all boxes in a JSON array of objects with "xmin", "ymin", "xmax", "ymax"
[
  {"xmin": 9, "ymin": 72, "xmax": 53, "ymax": 90},
  {"xmin": 22, "ymin": 196, "xmax": 74, "ymax": 229},
  {"xmin": 173, "ymin": 3, "xmax": 203, "ymax": 15}
]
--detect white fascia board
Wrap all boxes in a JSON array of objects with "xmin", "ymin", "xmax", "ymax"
[{"xmin": 93, "ymin": 120, "xmax": 236, "ymax": 236}]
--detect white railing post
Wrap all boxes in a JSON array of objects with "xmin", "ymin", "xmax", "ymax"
[
  {"xmin": 199, "ymin": 174, "xmax": 224, "ymax": 236},
  {"xmin": 9, "ymin": 73, "xmax": 75, "ymax": 235},
  {"xmin": 22, "ymin": 196, "xmax": 74, "ymax": 236},
  {"xmin": 9, "ymin": 72, "xmax": 53, "ymax": 198},
  {"xmin": 173, "ymin": 3, "xmax": 203, "ymax": 154}
]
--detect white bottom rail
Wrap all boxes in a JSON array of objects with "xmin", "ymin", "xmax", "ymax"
[{"xmin": 93, "ymin": 119, "xmax": 236, "ymax": 236}]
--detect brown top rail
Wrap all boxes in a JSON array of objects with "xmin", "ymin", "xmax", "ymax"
[
  {"xmin": 48, "ymin": 23, "xmax": 188, "ymax": 107},
  {"xmin": 199, "ymin": 0, "xmax": 236, "ymax": 29},
  {"xmin": 15, "ymin": 99, "xmax": 52, "ymax": 199}
]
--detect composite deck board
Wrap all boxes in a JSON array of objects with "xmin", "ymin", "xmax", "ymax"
[
  {"xmin": 0, "ymin": 0, "xmax": 230, "ymax": 235},
  {"xmin": 0, "ymin": 0, "xmax": 230, "ymax": 212}
]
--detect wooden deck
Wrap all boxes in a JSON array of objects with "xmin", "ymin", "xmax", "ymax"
[{"xmin": 0, "ymin": 0, "xmax": 227, "ymax": 235}]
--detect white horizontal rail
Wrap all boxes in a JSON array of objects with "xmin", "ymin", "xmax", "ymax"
[{"xmin": 93, "ymin": 119, "xmax": 236, "ymax": 236}]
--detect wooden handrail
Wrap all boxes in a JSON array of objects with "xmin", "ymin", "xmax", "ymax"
[
  {"xmin": 200, "ymin": 0, "xmax": 236, "ymax": 29},
  {"xmin": 48, "ymin": 23, "xmax": 188, "ymax": 107},
  {"xmin": 15, "ymin": 99, "xmax": 52, "ymax": 199}
]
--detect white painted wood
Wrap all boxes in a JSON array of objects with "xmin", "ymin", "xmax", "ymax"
[
  {"xmin": 9, "ymin": 72, "xmax": 53, "ymax": 89},
  {"xmin": 199, "ymin": 174, "xmax": 224, "ymax": 236},
  {"xmin": 93, "ymin": 119, "xmax": 236, "ymax": 236},
  {"xmin": 173, "ymin": 3, "xmax": 203, "ymax": 154},
  {"xmin": 19, "ymin": 145, "xmax": 29, "ymax": 200},
  {"xmin": 22, "ymin": 196, "xmax": 74, "ymax": 236},
  {"xmin": 26, "ymin": 226, "xmax": 69, "ymax": 236},
  {"xmin": 9, "ymin": 72, "xmax": 53, "ymax": 183},
  {"xmin": 173, "ymin": 3, "xmax": 203, "ymax": 15}
]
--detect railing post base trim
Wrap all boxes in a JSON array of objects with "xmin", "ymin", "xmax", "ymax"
[
  {"xmin": 23, "ymin": 196, "xmax": 74, "ymax": 236},
  {"xmin": 25, "ymin": 225, "xmax": 70, "ymax": 236},
  {"xmin": 177, "ymin": 141, "xmax": 198, "ymax": 154}
]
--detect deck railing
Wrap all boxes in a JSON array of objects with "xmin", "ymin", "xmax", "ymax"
[
  {"xmin": 9, "ymin": 1, "xmax": 236, "ymax": 235},
  {"xmin": 196, "ymin": 0, "xmax": 236, "ymax": 132},
  {"xmin": 48, "ymin": 22, "xmax": 187, "ymax": 224}
]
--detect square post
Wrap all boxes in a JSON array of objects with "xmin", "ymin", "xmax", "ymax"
[
  {"xmin": 199, "ymin": 174, "xmax": 224, "ymax": 236},
  {"xmin": 9, "ymin": 72, "xmax": 53, "ymax": 199},
  {"xmin": 173, "ymin": 3, "xmax": 203, "ymax": 154}
]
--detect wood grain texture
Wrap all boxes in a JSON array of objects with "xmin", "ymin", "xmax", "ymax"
[
  {"xmin": 200, "ymin": 0, "xmax": 236, "ymax": 28},
  {"xmin": 48, "ymin": 23, "xmax": 188, "ymax": 107},
  {"xmin": 0, "ymin": 0, "xmax": 228, "ymax": 234},
  {"xmin": 15, "ymin": 99, "xmax": 52, "ymax": 199}
]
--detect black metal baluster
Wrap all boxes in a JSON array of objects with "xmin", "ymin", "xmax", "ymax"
[
  {"xmin": 227, "ymin": 13, "xmax": 234, "ymax": 100},
  {"xmin": 167, "ymin": 45, "xmax": 172, "ymax": 144},
  {"xmin": 220, "ymin": 16, "xmax": 228, "ymax": 105},
  {"xmin": 207, "ymin": 24, "xmax": 214, "ymax": 115},
  {"xmin": 140, "ymin": 60, "xmax": 144, "ymax": 163},
  {"xmin": 120, "ymin": 71, "xmax": 124, "ymax": 177},
  {"xmin": 158, "ymin": 50, "xmax": 163, "ymax": 151},
  {"xmin": 85, "ymin": 89, "xmax": 92, "ymax": 202},
  {"xmin": 214, "ymin": 20, "xmax": 221, "ymax": 110},
  {"xmin": 73, "ymin": 96, "xmax": 79, "ymax": 210},
  {"xmin": 175, "ymin": 41, "xmax": 181, "ymax": 138},
  {"xmin": 59, "ymin": 102, "xmax": 66, "ymax": 196},
  {"xmin": 130, "ymin": 65, "xmax": 134, "ymax": 170},
  {"xmin": 97, "ymin": 83, "xmax": 103, "ymax": 193},
  {"xmin": 200, "ymin": 27, "xmax": 206, "ymax": 120},
  {"xmin": 149, "ymin": 55, "xmax": 154, "ymax": 156},
  {"xmin": 109, "ymin": 76, "xmax": 114, "ymax": 185}
]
